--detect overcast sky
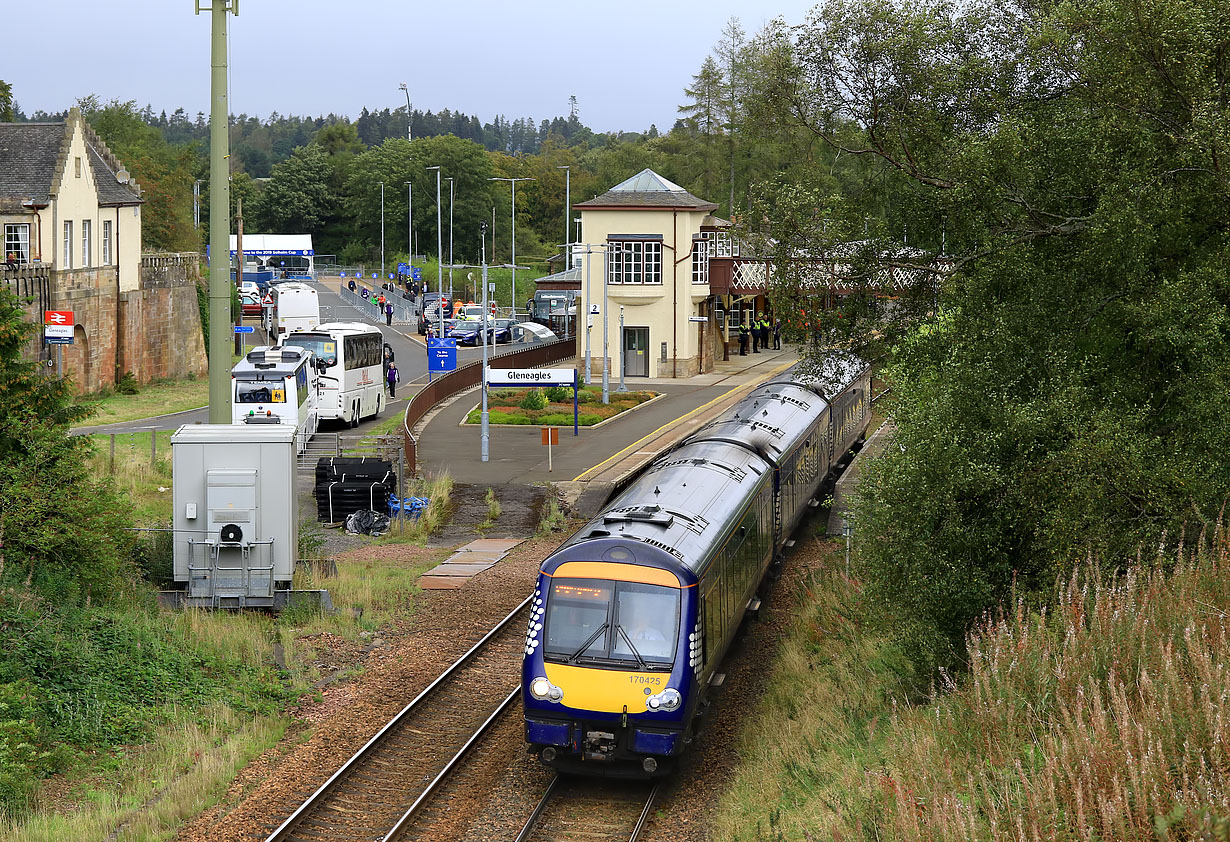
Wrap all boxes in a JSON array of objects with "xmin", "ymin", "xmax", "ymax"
[{"xmin": 8, "ymin": 1, "xmax": 819, "ymax": 134}]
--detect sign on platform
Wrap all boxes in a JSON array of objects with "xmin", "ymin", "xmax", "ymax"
[
  {"xmin": 689, "ymin": 316, "xmax": 708, "ymax": 322},
  {"xmin": 486, "ymin": 368, "xmax": 576, "ymax": 388},
  {"xmin": 44, "ymin": 324, "xmax": 73, "ymax": 340},
  {"xmin": 540, "ymin": 427, "xmax": 559, "ymax": 446},
  {"xmin": 45, "ymin": 310, "xmax": 72, "ymax": 326},
  {"xmin": 427, "ymin": 337, "xmax": 457, "ymax": 373}
]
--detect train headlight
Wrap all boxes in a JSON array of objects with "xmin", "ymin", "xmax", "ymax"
[
  {"xmin": 646, "ymin": 688, "xmax": 682, "ymax": 712},
  {"xmin": 530, "ymin": 676, "xmax": 563, "ymax": 703}
]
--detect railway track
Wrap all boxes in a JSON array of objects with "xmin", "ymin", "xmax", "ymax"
[
  {"xmin": 264, "ymin": 596, "xmax": 531, "ymax": 842},
  {"xmin": 515, "ymin": 774, "xmax": 660, "ymax": 842}
]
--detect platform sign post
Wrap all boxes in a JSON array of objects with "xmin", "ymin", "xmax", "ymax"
[{"xmin": 541, "ymin": 426, "xmax": 559, "ymax": 472}]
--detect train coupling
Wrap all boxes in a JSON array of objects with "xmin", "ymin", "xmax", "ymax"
[{"xmin": 583, "ymin": 729, "xmax": 618, "ymax": 761}]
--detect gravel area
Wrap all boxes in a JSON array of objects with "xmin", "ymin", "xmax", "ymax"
[
  {"xmin": 173, "ymin": 510, "xmax": 832, "ymax": 842},
  {"xmin": 174, "ymin": 530, "xmax": 563, "ymax": 842}
]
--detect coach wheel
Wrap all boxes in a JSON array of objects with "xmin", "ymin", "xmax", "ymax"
[{"xmin": 351, "ymin": 402, "xmax": 360, "ymax": 428}]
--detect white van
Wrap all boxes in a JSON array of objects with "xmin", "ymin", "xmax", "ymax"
[{"xmin": 265, "ymin": 283, "xmax": 320, "ymax": 339}]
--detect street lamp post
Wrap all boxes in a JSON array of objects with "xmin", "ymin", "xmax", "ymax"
[
  {"xmin": 557, "ymin": 165, "xmax": 570, "ymax": 269},
  {"xmin": 410, "ymin": 181, "xmax": 420, "ymax": 260},
  {"xmin": 489, "ymin": 176, "xmax": 534, "ymax": 317},
  {"xmin": 602, "ymin": 247, "xmax": 609, "ymax": 404},
  {"xmin": 480, "ymin": 222, "xmax": 490, "ymax": 462},
  {"xmin": 378, "ymin": 181, "xmax": 385, "ymax": 279},
  {"xmin": 446, "ymin": 176, "xmax": 454, "ymax": 303},
  {"xmin": 426, "ymin": 165, "xmax": 443, "ymax": 335},
  {"xmin": 398, "ymin": 82, "xmax": 411, "ymax": 143}
]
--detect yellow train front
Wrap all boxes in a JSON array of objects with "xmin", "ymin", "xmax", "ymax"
[
  {"xmin": 523, "ymin": 536, "xmax": 705, "ymax": 776},
  {"xmin": 523, "ymin": 358, "xmax": 873, "ymax": 776}
]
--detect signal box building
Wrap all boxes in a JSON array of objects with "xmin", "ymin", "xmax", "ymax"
[{"xmin": 570, "ymin": 169, "xmax": 759, "ymax": 380}]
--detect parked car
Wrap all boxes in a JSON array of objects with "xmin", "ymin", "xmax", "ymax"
[
  {"xmin": 240, "ymin": 292, "xmax": 263, "ymax": 317},
  {"xmin": 237, "ymin": 280, "xmax": 260, "ymax": 298}
]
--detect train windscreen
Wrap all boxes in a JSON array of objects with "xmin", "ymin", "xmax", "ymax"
[{"xmin": 544, "ymin": 578, "xmax": 678, "ymax": 669}]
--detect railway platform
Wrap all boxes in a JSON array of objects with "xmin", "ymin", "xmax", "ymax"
[{"xmin": 414, "ymin": 345, "xmax": 800, "ymax": 513}]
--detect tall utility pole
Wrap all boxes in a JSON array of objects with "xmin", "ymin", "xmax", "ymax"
[
  {"xmin": 399, "ymin": 82, "xmax": 412, "ymax": 143},
  {"xmin": 557, "ymin": 165, "xmax": 570, "ymax": 268},
  {"xmin": 489, "ymin": 176, "xmax": 534, "ymax": 315},
  {"xmin": 199, "ymin": 0, "xmax": 238, "ymax": 424},
  {"xmin": 234, "ymin": 197, "xmax": 243, "ymax": 355},
  {"xmin": 378, "ymin": 181, "xmax": 385, "ymax": 279}
]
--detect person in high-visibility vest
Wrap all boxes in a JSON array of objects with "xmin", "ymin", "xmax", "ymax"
[
  {"xmin": 752, "ymin": 313, "xmax": 761, "ymax": 353},
  {"xmin": 737, "ymin": 320, "xmax": 749, "ymax": 356},
  {"xmin": 758, "ymin": 314, "xmax": 771, "ymax": 350}
]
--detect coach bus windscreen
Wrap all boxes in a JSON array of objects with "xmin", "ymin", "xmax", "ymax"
[
  {"xmin": 235, "ymin": 380, "xmax": 285, "ymax": 403},
  {"xmin": 282, "ymin": 335, "xmax": 337, "ymax": 367},
  {"xmin": 544, "ymin": 578, "xmax": 678, "ymax": 669}
]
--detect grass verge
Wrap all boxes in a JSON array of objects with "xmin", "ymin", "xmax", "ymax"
[
  {"xmin": 76, "ymin": 376, "xmax": 210, "ymax": 427},
  {"xmin": 3, "ymin": 706, "xmax": 288, "ymax": 842},
  {"xmin": 713, "ymin": 533, "xmax": 1230, "ymax": 841},
  {"xmin": 86, "ymin": 431, "xmax": 174, "ymax": 523}
]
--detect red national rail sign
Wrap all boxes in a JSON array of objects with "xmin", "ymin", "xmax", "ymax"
[{"xmin": 45, "ymin": 310, "xmax": 72, "ymax": 325}]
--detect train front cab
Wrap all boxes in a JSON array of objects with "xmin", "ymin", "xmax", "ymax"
[{"xmin": 523, "ymin": 544, "xmax": 699, "ymax": 777}]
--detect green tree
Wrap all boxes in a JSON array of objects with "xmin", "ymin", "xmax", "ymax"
[
  {"xmin": 0, "ymin": 80, "xmax": 13, "ymax": 122},
  {"xmin": 761, "ymin": 0, "xmax": 1230, "ymax": 672},
  {"xmin": 82, "ymin": 98, "xmax": 197, "ymax": 252},
  {"xmin": 257, "ymin": 143, "xmax": 334, "ymax": 233},
  {"xmin": 0, "ymin": 290, "xmax": 134, "ymax": 601}
]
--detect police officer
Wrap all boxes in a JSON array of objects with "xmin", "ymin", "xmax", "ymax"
[
  {"xmin": 752, "ymin": 313, "xmax": 761, "ymax": 353},
  {"xmin": 738, "ymin": 320, "xmax": 749, "ymax": 356},
  {"xmin": 759, "ymin": 313, "xmax": 771, "ymax": 350}
]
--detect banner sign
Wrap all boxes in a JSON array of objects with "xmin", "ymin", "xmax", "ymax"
[
  {"xmin": 486, "ymin": 368, "xmax": 576, "ymax": 388},
  {"xmin": 227, "ymin": 249, "xmax": 314, "ymax": 256}
]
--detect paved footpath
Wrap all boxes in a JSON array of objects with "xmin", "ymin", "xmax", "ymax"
[{"xmin": 416, "ymin": 346, "xmax": 799, "ymax": 501}]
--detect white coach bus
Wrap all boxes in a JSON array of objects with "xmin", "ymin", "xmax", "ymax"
[
  {"xmin": 265, "ymin": 282, "xmax": 320, "ymax": 339},
  {"xmin": 230, "ymin": 346, "xmax": 320, "ymax": 454},
  {"xmin": 281, "ymin": 322, "xmax": 384, "ymax": 427}
]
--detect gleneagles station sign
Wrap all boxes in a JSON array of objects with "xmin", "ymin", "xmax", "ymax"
[
  {"xmin": 485, "ymin": 368, "xmax": 577, "ymax": 387},
  {"xmin": 484, "ymin": 368, "xmax": 581, "ymax": 435}
]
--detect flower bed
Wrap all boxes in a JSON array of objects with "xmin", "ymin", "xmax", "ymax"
[{"xmin": 464, "ymin": 385, "xmax": 658, "ymax": 426}]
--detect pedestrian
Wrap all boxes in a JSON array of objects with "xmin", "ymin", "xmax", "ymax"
[
  {"xmin": 759, "ymin": 313, "xmax": 771, "ymax": 350},
  {"xmin": 385, "ymin": 300, "xmax": 394, "ymax": 326},
  {"xmin": 347, "ymin": 278, "xmax": 356, "ymax": 293},
  {"xmin": 738, "ymin": 320, "xmax": 749, "ymax": 356},
  {"xmin": 361, "ymin": 286, "xmax": 370, "ymax": 299},
  {"xmin": 386, "ymin": 363, "xmax": 398, "ymax": 398},
  {"xmin": 752, "ymin": 313, "xmax": 761, "ymax": 353},
  {"xmin": 773, "ymin": 318, "xmax": 782, "ymax": 350}
]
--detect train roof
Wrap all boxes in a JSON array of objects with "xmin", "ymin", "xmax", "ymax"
[
  {"xmin": 687, "ymin": 381, "xmax": 829, "ymax": 467},
  {"xmin": 554, "ymin": 439, "xmax": 771, "ymax": 576}
]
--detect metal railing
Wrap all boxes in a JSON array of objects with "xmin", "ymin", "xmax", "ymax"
[{"xmin": 401, "ymin": 336, "xmax": 577, "ymax": 475}]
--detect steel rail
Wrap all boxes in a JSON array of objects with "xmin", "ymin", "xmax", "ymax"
[
  {"xmin": 382, "ymin": 686, "xmax": 521, "ymax": 841},
  {"xmin": 264, "ymin": 594, "xmax": 533, "ymax": 842},
  {"xmin": 513, "ymin": 776, "xmax": 659, "ymax": 842},
  {"xmin": 513, "ymin": 774, "xmax": 563, "ymax": 842}
]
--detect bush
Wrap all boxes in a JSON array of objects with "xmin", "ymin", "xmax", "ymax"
[
  {"xmin": 537, "ymin": 413, "xmax": 573, "ymax": 426},
  {"xmin": 544, "ymin": 386, "xmax": 571, "ymax": 402},
  {"xmin": 115, "ymin": 370, "xmax": 140, "ymax": 395},
  {"xmin": 520, "ymin": 389, "xmax": 547, "ymax": 411},
  {"xmin": 132, "ymin": 526, "xmax": 174, "ymax": 587}
]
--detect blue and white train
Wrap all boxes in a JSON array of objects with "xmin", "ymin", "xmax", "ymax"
[{"xmin": 522, "ymin": 355, "xmax": 872, "ymax": 776}]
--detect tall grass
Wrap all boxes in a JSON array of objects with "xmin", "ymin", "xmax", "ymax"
[{"xmin": 714, "ymin": 531, "xmax": 1230, "ymax": 841}]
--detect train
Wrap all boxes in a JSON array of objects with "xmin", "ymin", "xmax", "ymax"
[{"xmin": 522, "ymin": 354, "xmax": 873, "ymax": 776}]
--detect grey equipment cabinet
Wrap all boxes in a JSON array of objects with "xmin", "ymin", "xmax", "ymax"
[{"xmin": 170, "ymin": 425, "xmax": 298, "ymax": 608}]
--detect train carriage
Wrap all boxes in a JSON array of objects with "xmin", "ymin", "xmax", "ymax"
[{"xmin": 524, "ymin": 356, "xmax": 872, "ymax": 776}]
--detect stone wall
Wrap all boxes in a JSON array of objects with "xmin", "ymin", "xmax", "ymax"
[
  {"xmin": 120, "ymin": 254, "xmax": 208, "ymax": 386},
  {"xmin": 1, "ymin": 253, "xmax": 207, "ymax": 394}
]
